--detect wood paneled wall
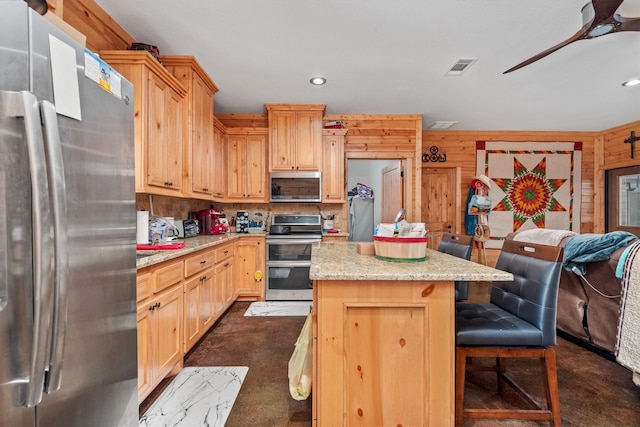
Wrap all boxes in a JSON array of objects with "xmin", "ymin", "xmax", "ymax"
[
  {"xmin": 602, "ymin": 121, "xmax": 640, "ymax": 171},
  {"xmin": 595, "ymin": 120, "xmax": 640, "ymax": 233},
  {"xmin": 325, "ymin": 114, "xmax": 423, "ymax": 225},
  {"xmin": 423, "ymin": 130, "xmax": 600, "ymax": 233}
]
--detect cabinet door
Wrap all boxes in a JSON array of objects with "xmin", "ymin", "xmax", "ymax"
[
  {"xmin": 154, "ymin": 285, "xmax": 183, "ymax": 381},
  {"xmin": 245, "ymin": 134, "xmax": 267, "ymax": 200},
  {"xmin": 212, "ymin": 123, "xmax": 226, "ymax": 199},
  {"xmin": 190, "ymin": 75, "xmax": 214, "ymax": 197},
  {"xmin": 146, "ymin": 73, "xmax": 183, "ymax": 192},
  {"xmin": 165, "ymin": 87, "xmax": 184, "ymax": 191},
  {"xmin": 234, "ymin": 237, "xmax": 265, "ymax": 298},
  {"xmin": 223, "ymin": 257, "xmax": 235, "ymax": 308},
  {"xmin": 200, "ymin": 270, "xmax": 215, "ymax": 332},
  {"xmin": 214, "ymin": 257, "xmax": 234, "ymax": 317},
  {"xmin": 269, "ymin": 111, "xmax": 295, "ymax": 171},
  {"xmin": 183, "ymin": 276, "xmax": 201, "ymax": 352},
  {"xmin": 322, "ymin": 132, "xmax": 345, "ymax": 202},
  {"xmin": 137, "ymin": 302, "xmax": 153, "ymax": 402},
  {"xmin": 227, "ymin": 134, "xmax": 246, "ymax": 199},
  {"xmin": 315, "ymin": 280, "xmax": 455, "ymax": 426},
  {"xmin": 294, "ymin": 111, "xmax": 322, "ymax": 171},
  {"xmin": 146, "ymin": 72, "xmax": 168, "ymax": 189}
]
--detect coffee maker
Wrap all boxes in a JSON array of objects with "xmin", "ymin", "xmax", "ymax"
[{"xmin": 236, "ymin": 210, "xmax": 249, "ymax": 233}]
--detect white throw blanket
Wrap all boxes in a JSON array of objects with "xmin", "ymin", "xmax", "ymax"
[
  {"xmin": 616, "ymin": 240, "xmax": 640, "ymax": 386},
  {"xmin": 511, "ymin": 228, "xmax": 577, "ymax": 247}
]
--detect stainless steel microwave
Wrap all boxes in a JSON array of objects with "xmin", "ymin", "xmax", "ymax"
[{"xmin": 270, "ymin": 171, "xmax": 322, "ymax": 203}]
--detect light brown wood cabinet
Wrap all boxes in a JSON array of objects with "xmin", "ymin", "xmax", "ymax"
[
  {"xmin": 212, "ymin": 117, "xmax": 227, "ymax": 199},
  {"xmin": 266, "ymin": 104, "xmax": 325, "ymax": 171},
  {"xmin": 182, "ymin": 249, "xmax": 215, "ymax": 353},
  {"xmin": 226, "ymin": 128, "xmax": 268, "ymax": 201},
  {"xmin": 161, "ymin": 56, "xmax": 219, "ymax": 199},
  {"xmin": 136, "ymin": 236, "xmax": 265, "ymax": 402},
  {"xmin": 233, "ymin": 236, "xmax": 265, "ymax": 300},
  {"xmin": 313, "ymin": 279, "xmax": 454, "ymax": 426},
  {"xmin": 136, "ymin": 260, "xmax": 184, "ymax": 403},
  {"xmin": 213, "ymin": 243, "xmax": 235, "ymax": 317},
  {"xmin": 99, "ymin": 51, "xmax": 187, "ymax": 196},
  {"xmin": 322, "ymin": 129, "xmax": 347, "ymax": 202}
]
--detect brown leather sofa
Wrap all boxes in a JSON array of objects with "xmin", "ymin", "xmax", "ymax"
[{"xmin": 506, "ymin": 230, "xmax": 637, "ymax": 355}]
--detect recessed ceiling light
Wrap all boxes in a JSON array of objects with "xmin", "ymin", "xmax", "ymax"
[
  {"xmin": 622, "ymin": 79, "xmax": 640, "ymax": 87},
  {"xmin": 310, "ymin": 77, "xmax": 326, "ymax": 85}
]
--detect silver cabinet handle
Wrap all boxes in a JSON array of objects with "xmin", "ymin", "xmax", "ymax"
[
  {"xmin": 40, "ymin": 100, "xmax": 68, "ymax": 394},
  {"xmin": 0, "ymin": 91, "xmax": 55, "ymax": 407}
]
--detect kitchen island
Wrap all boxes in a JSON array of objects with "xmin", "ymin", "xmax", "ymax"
[{"xmin": 309, "ymin": 242, "xmax": 513, "ymax": 426}]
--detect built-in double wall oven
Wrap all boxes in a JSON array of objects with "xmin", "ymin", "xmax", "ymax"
[{"xmin": 266, "ymin": 214, "xmax": 322, "ymax": 301}]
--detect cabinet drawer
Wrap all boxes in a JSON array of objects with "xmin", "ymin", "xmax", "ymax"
[
  {"xmin": 153, "ymin": 260, "xmax": 184, "ymax": 293},
  {"xmin": 214, "ymin": 243, "xmax": 233, "ymax": 263},
  {"xmin": 184, "ymin": 250, "xmax": 215, "ymax": 277},
  {"xmin": 137, "ymin": 272, "xmax": 152, "ymax": 302}
]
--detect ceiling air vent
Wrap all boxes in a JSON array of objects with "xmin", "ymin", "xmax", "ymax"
[
  {"xmin": 429, "ymin": 121, "xmax": 459, "ymax": 129},
  {"xmin": 445, "ymin": 58, "xmax": 477, "ymax": 76}
]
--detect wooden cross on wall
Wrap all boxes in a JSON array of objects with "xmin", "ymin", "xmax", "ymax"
[{"xmin": 624, "ymin": 130, "xmax": 639, "ymax": 159}]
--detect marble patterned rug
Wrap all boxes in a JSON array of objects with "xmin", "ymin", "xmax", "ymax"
[
  {"xmin": 244, "ymin": 301, "xmax": 312, "ymax": 316},
  {"xmin": 139, "ymin": 366, "xmax": 248, "ymax": 427}
]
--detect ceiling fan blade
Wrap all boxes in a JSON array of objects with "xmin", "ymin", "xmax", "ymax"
[
  {"xmin": 590, "ymin": 0, "xmax": 625, "ymax": 26},
  {"xmin": 617, "ymin": 16, "xmax": 640, "ymax": 32},
  {"xmin": 503, "ymin": 28, "xmax": 586, "ymax": 74}
]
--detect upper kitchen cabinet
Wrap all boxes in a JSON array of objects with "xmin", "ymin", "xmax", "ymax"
[
  {"xmin": 322, "ymin": 129, "xmax": 347, "ymax": 202},
  {"xmin": 160, "ymin": 56, "xmax": 219, "ymax": 200},
  {"xmin": 226, "ymin": 128, "xmax": 268, "ymax": 202},
  {"xmin": 99, "ymin": 51, "xmax": 187, "ymax": 196},
  {"xmin": 212, "ymin": 117, "xmax": 227, "ymax": 200},
  {"xmin": 266, "ymin": 104, "xmax": 325, "ymax": 171}
]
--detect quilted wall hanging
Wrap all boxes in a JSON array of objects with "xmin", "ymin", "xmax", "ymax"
[{"xmin": 475, "ymin": 141, "xmax": 582, "ymax": 248}]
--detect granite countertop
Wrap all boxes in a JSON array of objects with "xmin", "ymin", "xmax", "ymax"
[
  {"xmin": 309, "ymin": 242, "xmax": 513, "ymax": 281},
  {"xmin": 136, "ymin": 232, "xmax": 266, "ymax": 269}
]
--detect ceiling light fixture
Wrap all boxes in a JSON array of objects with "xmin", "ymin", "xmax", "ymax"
[
  {"xmin": 622, "ymin": 79, "xmax": 640, "ymax": 87},
  {"xmin": 310, "ymin": 77, "xmax": 326, "ymax": 85}
]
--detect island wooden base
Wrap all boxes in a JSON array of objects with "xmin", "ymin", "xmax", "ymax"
[{"xmin": 312, "ymin": 279, "xmax": 455, "ymax": 426}]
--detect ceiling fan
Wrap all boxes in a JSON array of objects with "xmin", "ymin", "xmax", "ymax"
[{"xmin": 504, "ymin": 0, "xmax": 640, "ymax": 73}]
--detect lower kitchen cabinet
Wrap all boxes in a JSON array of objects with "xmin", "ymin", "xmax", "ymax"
[
  {"xmin": 183, "ymin": 272, "xmax": 215, "ymax": 352},
  {"xmin": 137, "ymin": 283, "xmax": 183, "ymax": 403},
  {"xmin": 234, "ymin": 236, "xmax": 265, "ymax": 300},
  {"xmin": 183, "ymin": 249, "xmax": 215, "ymax": 353},
  {"xmin": 136, "ymin": 236, "xmax": 264, "ymax": 402},
  {"xmin": 214, "ymin": 243, "xmax": 235, "ymax": 317}
]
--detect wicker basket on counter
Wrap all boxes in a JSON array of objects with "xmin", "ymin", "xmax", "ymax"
[{"xmin": 373, "ymin": 236, "xmax": 428, "ymax": 262}]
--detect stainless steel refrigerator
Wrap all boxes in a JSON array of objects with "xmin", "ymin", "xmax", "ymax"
[
  {"xmin": 348, "ymin": 196, "xmax": 375, "ymax": 242},
  {"xmin": 0, "ymin": 1, "xmax": 138, "ymax": 426}
]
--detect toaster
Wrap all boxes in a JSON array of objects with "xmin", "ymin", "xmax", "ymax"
[{"xmin": 175, "ymin": 219, "xmax": 199, "ymax": 238}]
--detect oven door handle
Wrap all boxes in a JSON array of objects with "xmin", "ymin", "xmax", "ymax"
[
  {"xmin": 266, "ymin": 260, "xmax": 312, "ymax": 267},
  {"xmin": 266, "ymin": 238, "xmax": 321, "ymax": 245}
]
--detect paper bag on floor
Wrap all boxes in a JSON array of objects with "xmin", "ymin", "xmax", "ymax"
[{"xmin": 288, "ymin": 311, "xmax": 312, "ymax": 400}]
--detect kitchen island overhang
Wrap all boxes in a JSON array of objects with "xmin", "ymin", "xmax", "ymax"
[{"xmin": 309, "ymin": 242, "xmax": 513, "ymax": 427}]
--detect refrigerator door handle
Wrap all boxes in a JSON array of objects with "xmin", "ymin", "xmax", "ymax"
[
  {"xmin": 0, "ymin": 90, "xmax": 55, "ymax": 407},
  {"xmin": 40, "ymin": 100, "xmax": 68, "ymax": 394}
]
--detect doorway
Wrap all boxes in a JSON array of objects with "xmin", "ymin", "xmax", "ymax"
[{"xmin": 347, "ymin": 159, "xmax": 405, "ymax": 238}]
